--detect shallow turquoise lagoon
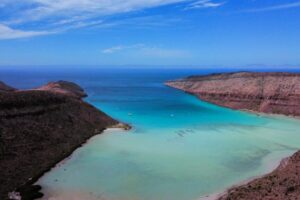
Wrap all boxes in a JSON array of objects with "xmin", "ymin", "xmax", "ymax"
[
  {"xmin": 32, "ymin": 69, "xmax": 300, "ymax": 200},
  {"xmin": 3, "ymin": 68, "xmax": 297, "ymax": 200}
]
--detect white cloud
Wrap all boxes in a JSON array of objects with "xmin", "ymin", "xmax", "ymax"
[
  {"xmin": 185, "ymin": 0, "xmax": 224, "ymax": 10},
  {"xmin": 0, "ymin": 24, "xmax": 51, "ymax": 40},
  {"xmin": 102, "ymin": 46, "xmax": 124, "ymax": 54},
  {"xmin": 243, "ymin": 1, "xmax": 300, "ymax": 12},
  {"xmin": 0, "ymin": 0, "xmax": 220, "ymax": 39},
  {"xmin": 2, "ymin": 0, "xmax": 188, "ymax": 24},
  {"xmin": 102, "ymin": 44, "xmax": 189, "ymax": 58},
  {"xmin": 102, "ymin": 44, "xmax": 145, "ymax": 54}
]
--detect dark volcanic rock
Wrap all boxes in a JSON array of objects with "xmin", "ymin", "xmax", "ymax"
[
  {"xmin": 166, "ymin": 72, "xmax": 300, "ymax": 117},
  {"xmin": 16, "ymin": 185, "xmax": 43, "ymax": 200},
  {"xmin": 0, "ymin": 81, "xmax": 118, "ymax": 200}
]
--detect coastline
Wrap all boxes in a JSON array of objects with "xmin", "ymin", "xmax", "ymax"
[
  {"xmin": 165, "ymin": 83, "xmax": 300, "ymax": 123},
  {"xmin": 239, "ymin": 108, "xmax": 300, "ymax": 121},
  {"xmin": 165, "ymin": 72, "xmax": 300, "ymax": 117},
  {"xmin": 217, "ymin": 150, "xmax": 300, "ymax": 199},
  {"xmin": 10, "ymin": 124, "xmax": 131, "ymax": 200},
  {"xmin": 0, "ymin": 81, "xmax": 125, "ymax": 200},
  {"xmin": 166, "ymin": 86, "xmax": 300, "ymax": 122},
  {"xmin": 165, "ymin": 72, "xmax": 300, "ymax": 200},
  {"xmin": 199, "ymin": 150, "xmax": 297, "ymax": 200},
  {"xmin": 37, "ymin": 128, "xmax": 129, "ymax": 200},
  {"xmin": 180, "ymin": 92, "xmax": 300, "ymax": 200},
  {"xmin": 189, "ymin": 90, "xmax": 300, "ymax": 121},
  {"xmin": 13, "ymin": 128, "xmax": 108, "ymax": 199},
  {"xmin": 11, "ymin": 126, "xmax": 131, "ymax": 200}
]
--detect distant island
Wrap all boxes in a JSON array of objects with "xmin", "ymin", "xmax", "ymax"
[
  {"xmin": 0, "ymin": 81, "xmax": 128, "ymax": 200},
  {"xmin": 166, "ymin": 72, "xmax": 300, "ymax": 200}
]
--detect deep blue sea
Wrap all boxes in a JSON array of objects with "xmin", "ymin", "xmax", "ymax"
[{"xmin": 1, "ymin": 67, "xmax": 300, "ymax": 200}]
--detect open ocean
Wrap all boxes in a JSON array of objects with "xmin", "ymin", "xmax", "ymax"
[{"xmin": 1, "ymin": 67, "xmax": 300, "ymax": 200}]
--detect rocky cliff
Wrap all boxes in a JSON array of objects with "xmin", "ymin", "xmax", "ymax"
[
  {"xmin": 0, "ymin": 81, "xmax": 119, "ymax": 200},
  {"xmin": 166, "ymin": 72, "xmax": 300, "ymax": 116}
]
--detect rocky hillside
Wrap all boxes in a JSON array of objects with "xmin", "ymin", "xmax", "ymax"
[
  {"xmin": 166, "ymin": 72, "xmax": 300, "ymax": 116},
  {"xmin": 0, "ymin": 81, "xmax": 119, "ymax": 200},
  {"xmin": 218, "ymin": 150, "xmax": 300, "ymax": 200}
]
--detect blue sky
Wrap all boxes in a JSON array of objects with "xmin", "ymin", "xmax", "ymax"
[{"xmin": 0, "ymin": 0, "xmax": 300, "ymax": 67}]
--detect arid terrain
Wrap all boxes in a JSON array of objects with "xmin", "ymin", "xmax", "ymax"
[
  {"xmin": 0, "ymin": 81, "xmax": 120, "ymax": 200},
  {"xmin": 166, "ymin": 72, "xmax": 300, "ymax": 117}
]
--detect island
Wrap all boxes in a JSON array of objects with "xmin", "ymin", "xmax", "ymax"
[
  {"xmin": 0, "ymin": 81, "xmax": 128, "ymax": 200},
  {"xmin": 166, "ymin": 72, "xmax": 300, "ymax": 200}
]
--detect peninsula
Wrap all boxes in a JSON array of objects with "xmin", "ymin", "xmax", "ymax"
[
  {"xmin": 166, "ymin": 72, "xmax": 300, "ymax": 117},
  {"xmin": 0, "ymin": 81, "xmax": 125, "ymax": 200}
]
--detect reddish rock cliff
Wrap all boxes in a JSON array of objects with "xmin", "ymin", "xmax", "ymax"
[
  {"xmin": 0, "ymin": 81, "xmax": 119, "ymax": 200},
  {"xmin": 166, "ymin": 72, "xmax": 300, "ymax": 116}
]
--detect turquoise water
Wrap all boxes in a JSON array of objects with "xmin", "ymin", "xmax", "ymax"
[{"xmin": 1, "ymin": 68, "xmax": 300, "ymax": 200}]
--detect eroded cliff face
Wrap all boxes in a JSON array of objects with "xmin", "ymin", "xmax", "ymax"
[
  {"xmin": 166, "ymin": 72, "xmax": 300, "ymax": 116},
  {"xmin": 0, "ymin": 81, "xmax": 118, "ymax": 200}
]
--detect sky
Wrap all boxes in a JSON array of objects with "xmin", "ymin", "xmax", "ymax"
[{"xmin": 0, "ymin": 0, "xmax": 300, "ymax": 67}]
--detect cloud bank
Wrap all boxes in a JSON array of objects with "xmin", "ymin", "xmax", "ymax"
[
  {"xmin": 2, "ymin": 0, "xmax": 298, "ymax": 40},
  {"xmin": 0, "ymin": 0, "xmax": 221, "ymax": 39}
]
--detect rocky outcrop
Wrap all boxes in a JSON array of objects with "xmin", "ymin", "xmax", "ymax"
[
  {"xmin": 0, "ymin": 81, "xmax": 119, "ymax": 200},
  {"xmin": 36, "ymin": 80, "xmax": 87, "ymax": 99},
  {"xmin": 166, "ymin": 72, "xmax": 300, "ymax": 117},
  {"xmin": 218, "ymin": 151, "xmax": 300, "ymax": 200}
]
